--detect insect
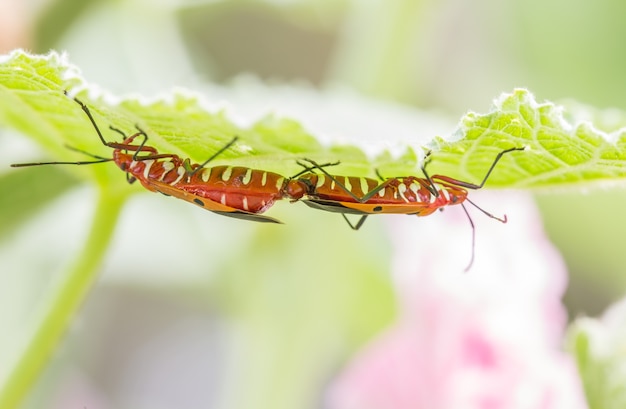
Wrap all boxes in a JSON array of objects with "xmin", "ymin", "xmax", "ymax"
[
  {"xmin": 284, "ymin": 147, "xmax": 525, "ymax": 270},
  {"xmin": 11, "ymin": 95, "xmax": 288, "ymax": 223}
]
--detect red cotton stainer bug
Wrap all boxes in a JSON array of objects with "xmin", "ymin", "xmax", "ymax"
[
  {"xmin": 11, "ymin": 94, "xmax": 291, "ymax": 224},
  {"xmin": 283, "ymin": 147, "xmax": 525, "ymax": 270}
]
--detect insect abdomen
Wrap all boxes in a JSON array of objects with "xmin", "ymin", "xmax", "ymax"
[{"xmin": 181, "ymin": 166, "xmax": 286, "ymax": 213}]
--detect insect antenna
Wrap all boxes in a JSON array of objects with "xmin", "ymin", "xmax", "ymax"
[
  {"xmin": 10, "ymin": 140, "xmax": 115, "ymax": 168},
  {"xmin": 12, "ymin": 95, "xmax": 129, "ymax": 168},
  {"xmin": 64, "ymin": 144, "xmax": 110, "ymax": 161},
  {"xmin": 460, "ymin": 204, "xmax": 476, "ymax": 272},
  {"xmin": 10, "ymin": 157, "xmax": 112, "ymax": 167}
]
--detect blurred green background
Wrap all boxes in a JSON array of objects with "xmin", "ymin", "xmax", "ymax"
[{"xmin": 2, "ymin": 0, "xmax": 626, "ymax": 408}]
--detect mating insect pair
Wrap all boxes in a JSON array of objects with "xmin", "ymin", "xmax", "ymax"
[{"xmin": 11, "ymin": 95, "xmax": 524, "ymax": 269}]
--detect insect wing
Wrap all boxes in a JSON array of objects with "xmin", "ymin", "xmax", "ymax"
[
  {"xmin": 302, "ymin": 198, "xmax": 431, "ymax": 216},
  {"xmin": 146, "ymin": 179, "xmax": 283, "ymax": 224}
]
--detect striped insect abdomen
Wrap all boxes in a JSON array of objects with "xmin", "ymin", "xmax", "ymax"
[
  {"xmin": 297, "ymin": 174, "xmax": 380, "ymax": 202},
  {"xmin": 182, "ymin": 166, "xmax": 286, "ymax": 214}
]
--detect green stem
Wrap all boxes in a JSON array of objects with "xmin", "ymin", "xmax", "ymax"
[{"xmin": 0, "ymin": 187, "xmax": 125, "ymax": 409}]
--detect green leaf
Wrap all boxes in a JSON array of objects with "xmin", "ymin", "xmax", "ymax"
[
  {"xmin": 0, "ymin": 50, "xmax": 369, "ymax": 185},
  {"xmin": 430, "ymin": 89, "xmax": 626, "ymax": 188},
  {"xmin": 4, "ymin": 51, "xmax": 626, "ymax": 194}
]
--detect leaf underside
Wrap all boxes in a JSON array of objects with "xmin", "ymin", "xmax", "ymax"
[{"xmin": 2, "ymin": 50, "xmax": 626, "ymax": 191}]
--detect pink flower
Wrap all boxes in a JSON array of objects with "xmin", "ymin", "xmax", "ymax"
[{"xmin": 327, "ymin": 192, "xmax": 587, "ymax": 409}]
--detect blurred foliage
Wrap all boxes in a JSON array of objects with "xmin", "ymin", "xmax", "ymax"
[
  {"xmin": 0, "ymin": 167, "xmax": 76, "ymax": 241},
  {"xmin": 34, "ymin": 0, "xmax": 102, "ymax": 51},
  {"xmin": 567, "ymin": 311, "xmax": 626, "ymax": 409},
  {"xmin": 208, "ymin": 211, "xmax": 395, "ymax": 409},
  {"xmin": 177, "ymin": 1, "xmax": 344, "ymax": 85}
]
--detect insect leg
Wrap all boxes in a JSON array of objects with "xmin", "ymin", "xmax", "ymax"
[
  {"xmin": 419, "ymin": 158, "xmax": 441, "ymax": 197},
  {"xmin": 299, "ymin": 158, "xmax": 394, "ymax": 203},
  {"xmin": 107, "ymin": 126, "xmax": 156, "ymax": 154},
  {"xmin": 464, "ymin": 197, "xmax": 507, "ymax": 223},
  {"xmin": 341, "ymin": 214, "xmax": 368, "ymax": 230},
  {"xmin": 292, "ymin": 160, "xmax": 341, "ymax": 178},
  {"xmin": 69, "ymin": 94, "xmax": 111, "ymax": 148},
  {"xmin": 431, "ymin": 147, "xmax": 525, "ymax": 190},
  {"xmin": 187, "ymin": 136, "xmax": 240, "ymax": 176}
]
